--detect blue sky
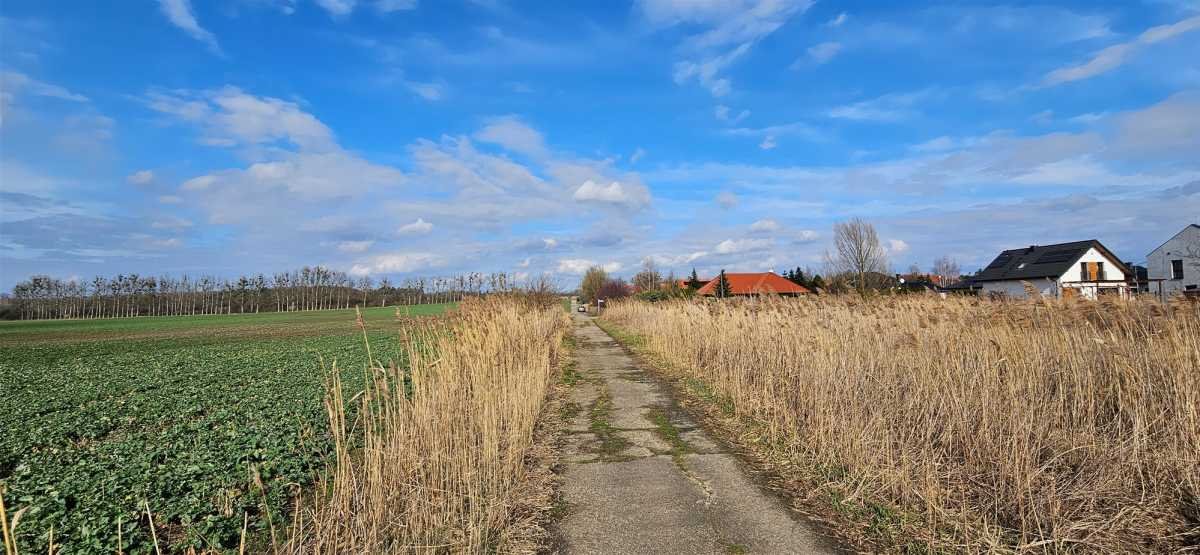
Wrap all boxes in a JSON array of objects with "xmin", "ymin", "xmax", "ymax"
[{"xmin": 1, "ymin": 0, "xmax": 1198, "ymax": 288}]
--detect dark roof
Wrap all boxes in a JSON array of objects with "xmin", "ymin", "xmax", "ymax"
[{"xmin": 974, "ymin": 240, "xmax": 1128, "ymax": 282}]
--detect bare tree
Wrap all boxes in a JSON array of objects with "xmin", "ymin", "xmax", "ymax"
[
  {"xmin": 932, "ymin": 256, "xmax": 961, "ymax": 286},
  {"xmin": 830, "ymin": 217, "xmax": 889, "ymax": 297},
  {"xmin": 632, "ymin": 258, "xmax": 662, "ymax": 292}
]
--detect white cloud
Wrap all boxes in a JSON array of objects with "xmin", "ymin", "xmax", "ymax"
[
  {"xmin": 556, "ymin": 258, "xmax": 591, "ymax": 274},
  {"xmin": 337, "ymin": 240, "xmax": 374, "ymax": 253},
  {"xmin": 683, "ymin": 0, "xmax": 813, "ymax": 50},
  {"xmin": 405, "ymin": 81, "xmax": 445, "ymax": 101},
  {"xmin": 397, "ymin": 217, "xmax": 433, "ymax": 235},
  {"xmin": 807, "ymin": 41, "xmax": 842, "ymax": 64},
  {"xmin": 714, "ymin": 105, "xmax": 750, "ymax": 124},
  {"xmin": 827, "ymin": 89, "xmax": 940, "ymax": 122},
  {"xmin": 725, "ymin": 120, "xmax": 824, "ymax": 143},
  {"xmin": 649, "ymin": 251, "xmax": 710, "ymax": 266},
  {"xmin": 886, "ymin": 238, "xmax": 909, "ymax": 254},
  {"xmin": 150, "ymin": 238, "xmax": 183, "ymax": 249},
  {"xmin": 0, "ymin": 160, "xmax": 70, "ymax": 196},
  {"xmin": 181, "ymin": 175, "xmax": 217, "ymax": 190},
  {"xmin": 794, "ymin": 230, "xmax": 819, "ymax": 242},
  {"xmin": 1042, "ymin": 15, "xmax": 1200, "ymax": 86},
  {"xmin": 316, "ymin": 0, "xmax": 357, "ymax": 16},
  {"xmin": 825, "ymin": 12, "xmax": 847, "ymax": 27},
  {"xmin": 830, "ymin": 104, "xmax": 904, "ymax": 122},
  {"xmin": 630, "ymin": 147, "xmax": 646, "ymax": 163},
  {"xmin": 146, "ymin": 86, "xmax": 336, "ymax": 151},
  {"xmin": 0, "ymin": 71, "xmax": 89, "ymax": 104},
  {"xmin": 909, "ymin": 135, "xmax": 976, "ymax": 152},
  {"xmin": 184, "ymin": 152, "xmax": 402, "ymax": 208},
  {"xmin": 1069, "ymin": 112, "xmax": 1108, "ymax": 124},
  {"xmin": 1, "ymin": 71, "xmax": 90, "ymax": 127},
  {"xmin": 156, "ymin": 0, "xmax": 222, "ymax": 55},
  {"xmin": 714, "ymin": 237, "xmax": 771, "ymax": 254},
  {"xmin": 749, "ymin": 218, "xmax": 780, "ymax": 232},
  {"xmin": 673, "ymin": 42, "xmax": 752, "ymax": 97},
  {"xmin": 153, "ymin": 88, "xmax": 405, "ymax": 226},
  {"xmin": 650, "ymin": 98, "xmax": 1200, "ymax": 200},
  {"xmin": 543, "ymin": 238, "xmax": 558, "ymax": 249},
  {"xmin": 556, "ymin": 258, "xmax": 621, "ymax": 274},
  {"xmin": 349, "ymin": 252, "xmax": 438, "ymax": 276},
  {"xmin": 573, "ymin": 179, "xmax": 651, "ymax": 208},
  {"xmin": 1110, "ymin": 91, "xmax": 1200, "ymax": 156},
  {"xmin": 412, "ymin": 136, "xmax": 554, "ymax": 201},
  {"xmin": 759, "ymin": 135, "xmax": 777, "ymax": 150},
  {"xmin": 127, "ymin": 170, "xmax": 155, "ymax": 186},
  {"xmin": 474, "ymin": 115, "xmax": 548, "ymax": 158},
  {"xmin": 715, "ymin": 191, "xmax": 738, "ymax": 209},
  {"xmin": 650, "ymin": 0, "xmax": 812, "ymax": 97}
]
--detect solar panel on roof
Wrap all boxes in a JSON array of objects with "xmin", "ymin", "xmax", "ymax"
[
  {"xmin": 1034, "ymin": 249, "xmax": 1080, "ymax": 264},
  {"xmin": 985, "ymin": 254, "xmax": 1013, "ymax": 270}
]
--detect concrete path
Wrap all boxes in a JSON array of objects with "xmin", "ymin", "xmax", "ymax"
[{"xmin": 555, "ymin": 313, "xmax": 841, "ymax": 554}]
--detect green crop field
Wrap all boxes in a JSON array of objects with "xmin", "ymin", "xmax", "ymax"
[{"xmin": 0, "ymin": 303, "xmax": 454, "ymax": 553}]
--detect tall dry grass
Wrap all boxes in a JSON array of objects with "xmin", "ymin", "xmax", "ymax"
[
  {"xmin": 285, "ymin": 296, "xmax": 568, "ymax": 553},
  {"xmin": 602, "ymin": 296, "xmax": 1200, "ymax": 552}
]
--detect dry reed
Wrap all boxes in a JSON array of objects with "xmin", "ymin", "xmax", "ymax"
[
  {"xmin": 285, "ymin": 296, "xmax": 568, "ymax": 553},
  {"xmin": 602, "ymin": 296, "xmax": 1199, "ymax": 552}
]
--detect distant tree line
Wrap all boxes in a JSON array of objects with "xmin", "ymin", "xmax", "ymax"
[
  {"xmin": 781, "ymin": 267, "xmax": 826, "ymax": 291},
  {"xmin": 4, "ymin": 268, "xmax": 523, "ymax": 320}
]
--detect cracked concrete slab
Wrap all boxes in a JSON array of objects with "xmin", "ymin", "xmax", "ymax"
[
  {"xmin": 680, "ymin": 429, "xmax": 724, "ymax": 454},
  {"xmin": 616, "ymin": 429, "xmax": 673, "ymax": 453},
  {"xmin": 554, "ymin": 313, "xmax": 843, "ymax": 554}
]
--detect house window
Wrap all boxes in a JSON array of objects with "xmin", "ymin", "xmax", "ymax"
[
  {"xmin": 1079, "ymin": 261, "xmax": 1104, "ymax": 281},
  {"xmin": 1172, "ymin": 259, "xmax": 1184, "ymax": 280}
]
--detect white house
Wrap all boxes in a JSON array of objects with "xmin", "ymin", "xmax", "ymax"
[
  {"xmin": 972, "ymin": 240, "xmax": 1130, "ymax": 300},
  {"xmin": 1146, "ymin": 224, "xmax": 1200, "ymax": 298}
]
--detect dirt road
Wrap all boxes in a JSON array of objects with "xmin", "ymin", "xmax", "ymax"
[{"xmin": 554, "ymin": 313, "xmax": 842, "ymax": 554}]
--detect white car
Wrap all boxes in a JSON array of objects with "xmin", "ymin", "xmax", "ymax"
[{"xmin": 577, "ymin": 305, "xmax": 587, "ymax": 312}]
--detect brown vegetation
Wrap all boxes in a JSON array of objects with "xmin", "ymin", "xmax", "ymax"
[
  {"xmin": 285, "ymin": 296, "xmax": 569, "ymax": 553},
  {"xmin": 601, "ymin": 296, "xmax": 1200, "ymax": 552}
]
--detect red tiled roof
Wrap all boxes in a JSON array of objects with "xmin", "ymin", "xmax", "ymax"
[
  {"xmin": 674, "ymin": 278, "xmax": 711, "ymax": 288},
  {"xmin": 696, "ymin": 272, "xmax": 810, "ymax": 296}
]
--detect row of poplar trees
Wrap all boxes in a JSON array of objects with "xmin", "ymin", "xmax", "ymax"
[{"xmin": 5, "ymin": 269, "xmax": 518, "ymax": 320}]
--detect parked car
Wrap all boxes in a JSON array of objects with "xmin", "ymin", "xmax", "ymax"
[{"xmin": 577, "ymin": 305, "xmax": 587, "ymax": 312}]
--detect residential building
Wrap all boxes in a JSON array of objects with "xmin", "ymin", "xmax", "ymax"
[
  {"xmin": 666, "ymin": 277, "xmax": 711, "ymax": 290},
  {"xmin": 972, "ymin": 240, "xmax": 1130, "ymax": 300},
  {"xmin": 1146, "ymin": 224, "xmax": 1200, "ymax": 297},
  {"xmin": 695, "ymin": 272, "xmax": 810, "ymax": 297}
]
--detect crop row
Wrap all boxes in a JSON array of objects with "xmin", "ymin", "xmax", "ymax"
[{"xmin": 1, "ymin": 313, "xmax": 415, "ymax": 553}]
